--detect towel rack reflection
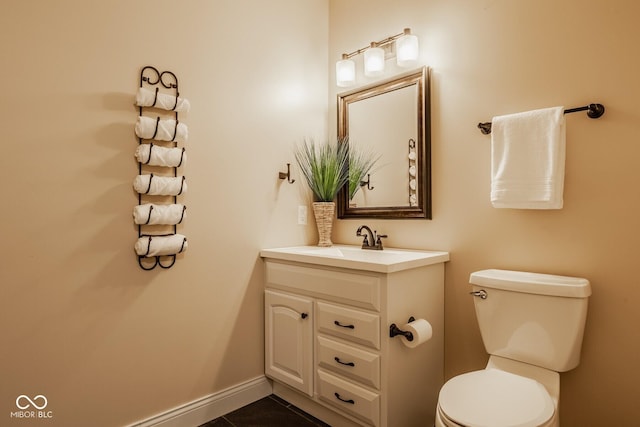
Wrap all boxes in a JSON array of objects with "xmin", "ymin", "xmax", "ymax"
[
  {"xmin": 477, "ymin": 103, "xmax": 605, "ymax": 135},
  {"xmin": 360, "ymin": 173, "xmax": 374, "ymax": 190}
]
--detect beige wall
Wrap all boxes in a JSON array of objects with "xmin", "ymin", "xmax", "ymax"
[
  {"xmin": 330, "ymin": 0, "xmax": 640, "ymax": 425},
  {"xmin": 3, "ymin": 1, "xmax": 639, "ymax": 426},
  {"xmin": 0, "ymin": 1, "xmax": 326, "ymax": 426}
]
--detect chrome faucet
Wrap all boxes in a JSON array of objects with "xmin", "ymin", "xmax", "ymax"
[{"xmin": 356, "ymin": 225, "xmax": 387, "ymax": 250}]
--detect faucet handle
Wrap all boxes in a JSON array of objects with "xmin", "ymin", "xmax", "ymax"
[{"xmin": 376, "ymin": 234, "xmax": 387, "ymax": 248}]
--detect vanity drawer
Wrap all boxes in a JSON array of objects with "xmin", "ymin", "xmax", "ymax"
[
  {"xmin": 317, "ymin": 302, "xmax": 380, "ymax": 349},
  {"xmin": 318, "ymin": 369, "xmax": 380, "ymax": 427},
  {"xmin": 265, "ymin": 261, "xmax": 381, "ymax": 311},
  {"xmin": 317, "ymin": 335, "xmax": 380, "ymax": 389}
]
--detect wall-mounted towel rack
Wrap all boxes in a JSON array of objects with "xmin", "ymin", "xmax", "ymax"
[
  {"xmin": 477, "ymin": 103, "xmax": 605, "ymax": 135},
  {"xmin": 134, "ymin": 66, "xmax": 189, "ymax": 271}
]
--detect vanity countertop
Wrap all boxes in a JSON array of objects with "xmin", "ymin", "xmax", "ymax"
[{"xmin": 260, "ymin": 245, "xmax": 449, "ymax": 273}]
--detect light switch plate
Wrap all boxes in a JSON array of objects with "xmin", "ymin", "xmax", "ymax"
[{"xmin": 297, "ymin": 205, "xmax": 307, "ymax": 225}]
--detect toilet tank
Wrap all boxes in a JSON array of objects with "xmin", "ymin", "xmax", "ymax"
[{"xmin": 470, "ymin": 269, "xmax": 591, "ymax": 372}]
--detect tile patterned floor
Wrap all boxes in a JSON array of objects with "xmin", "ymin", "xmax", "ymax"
[{"xmin": 198, "ymin": 395, "xmax": 331, "ymax": 427}]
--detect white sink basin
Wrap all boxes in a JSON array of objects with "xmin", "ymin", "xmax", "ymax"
[{"xmin": 260, "ymin": 245, "xmax": 449, "ymax": 273}]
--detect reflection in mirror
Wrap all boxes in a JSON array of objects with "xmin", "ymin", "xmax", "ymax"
[
  {"xmin": 337, "ymin": 67, "xmax": 431, "ymax": 219},
  {"xmin": 348, "ymin": 85, "xmax": 417, "ymax": 207}
]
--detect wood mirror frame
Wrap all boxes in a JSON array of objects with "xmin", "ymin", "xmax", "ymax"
[{"xmin": 337, "ymin": 67, "xmax": 431, "ymax": 219}]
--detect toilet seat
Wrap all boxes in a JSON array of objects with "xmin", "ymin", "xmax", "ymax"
[{"xmin": 438, "ymin": 369, "xmax": 555, "ymax": 427}]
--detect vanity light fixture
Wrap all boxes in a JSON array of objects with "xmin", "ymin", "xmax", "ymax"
[
  {"xmin": 364, "ymin": 42, "xmax": 385, "ymax": 77},
  {"xmin": 336, "ymin": 54, "xmax": 356, "ymax": 87},
  {"xmin": 336, "ymin": 28, "xmax": 419, "ymax": 87},
  {"xmin": 396, "ymin": 29, "xmax": 419, "ymax": 67}
]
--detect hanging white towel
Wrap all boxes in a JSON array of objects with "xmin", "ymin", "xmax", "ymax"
[
  {"xmin": 135, "ymin": 144, "xmax": 186, "ymax": 167},
  {"xmin": 133, "ymin": 174, "xmax": 187, "ymax": 196},
  {"xmin": 135, "ymin": 116, "xmax": 188, "ymax": 143},
  {"xmin": 135, "ymin": 234, "xmax": 188, "ymax": 257},
  {"xmin": 491, "ymin": 106, "xmax": 566, "ymax": 209},
  {"xmin": 135, "ymin": 87, "xmax": 191, "ymax": 112},
  {"xmin": 133, "ymin": 203, "xmax": 186, "ymax": 225}
]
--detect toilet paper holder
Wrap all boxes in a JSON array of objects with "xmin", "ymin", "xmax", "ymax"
[{"xmin": 389, "ymin": 316, "xmax": 415, "ymax": 342}]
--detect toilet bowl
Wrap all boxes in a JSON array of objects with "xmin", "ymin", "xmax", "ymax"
[
  {"xmin": 435, "ymin": 364, "xmax": 558, "ymax": 427},
  {"xmin": 434, "ymin": 269, "xmax": 591, "ymax": 427}
]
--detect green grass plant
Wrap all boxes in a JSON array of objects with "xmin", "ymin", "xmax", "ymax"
[
  {"xmin": 294, "ymin": 138, "xmax": 379, "ymax": 202},
  {"xmin": 294, "ymin": 138, "xmax": 350, "ymax": 202}
]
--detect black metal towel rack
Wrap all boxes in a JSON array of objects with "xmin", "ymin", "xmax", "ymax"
[
  {"xmin": 136, "ymin": 66, "xmax": 188, "ymax": 271},
  {"xmin": 477, "ymin": 103, "xmax": 605, "ymax": 135}
]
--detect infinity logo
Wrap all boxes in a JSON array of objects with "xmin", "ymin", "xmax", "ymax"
[{"xmin": 16, "ymin": 395, "xmax": 48, "ymax": 410}]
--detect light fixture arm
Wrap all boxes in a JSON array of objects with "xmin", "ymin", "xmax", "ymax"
[{"xmin": 341, "ymin": 28, "xmax": 412, "ymax": 60}]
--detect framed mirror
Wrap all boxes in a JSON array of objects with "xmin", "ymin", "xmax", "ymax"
[{"xmin": 337, "ymin": 67, "xmax": 431, "ymax": 219}]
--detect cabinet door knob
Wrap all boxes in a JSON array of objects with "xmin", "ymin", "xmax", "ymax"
[{"xmin": 301, "ymin": 312, "xmax": 308, "ymax": 319}]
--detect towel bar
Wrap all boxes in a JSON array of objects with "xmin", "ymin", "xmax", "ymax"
[{"xmin": 477, "ymin": 103, "xmax": 605, "ymax": 135}]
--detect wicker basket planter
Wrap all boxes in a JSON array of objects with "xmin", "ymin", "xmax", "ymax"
[{"xmin": 312, "ymin": 202, "xmax": 335, "ymax": 247}]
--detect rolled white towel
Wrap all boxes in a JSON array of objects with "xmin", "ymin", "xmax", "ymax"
[
  {"xmin": 135, "ymin": 87, "xmax": 190, "ymax": 112},
  {"xmin": 135, "ymin": 116, "xmax": 188, "ymax": 143},
  {"xmin": 408, "ymin": 165, "xmax": 416, "ymax": 177},
  {"xmin": 135, "ymin": 144, "xmax": 186, "ymax": 167},
  {"xmin": 135, "ymin": 234, "xmax": 187, "ymax": 257},
  {"xmin": 133, "ymin": 203, "xmax": 186, "ymax": 225},
  {"xmin": 133, "ymin": 174, "xmax": 187, "ymax": 196}
]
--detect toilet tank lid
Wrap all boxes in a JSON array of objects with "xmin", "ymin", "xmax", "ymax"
[{"xmin": 470, "ymin": 269, "xmax": 591, "ymax": 297}]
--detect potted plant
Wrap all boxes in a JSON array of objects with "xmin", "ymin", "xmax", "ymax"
[
  {"xmin": 294, "ymin": 138, "xmax": 349, "ymax": 246},
  {"xmin": 294, "ymin": 138, "xmax": 378, "ymax": 246}
]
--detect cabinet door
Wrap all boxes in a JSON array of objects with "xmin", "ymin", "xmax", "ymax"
[{"xmin": 265, "ymin": 290, "xmax": 313, "ymax": 396}]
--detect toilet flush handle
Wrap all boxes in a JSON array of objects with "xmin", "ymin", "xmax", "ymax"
[{"xmin": 469, "ymin": 289, "xmax": 488, "ymax": 299}]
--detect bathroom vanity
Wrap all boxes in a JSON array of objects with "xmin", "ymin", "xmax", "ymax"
[{"xmin": 260, "ymin": 245, "xmax": 449, "ymax": 427}]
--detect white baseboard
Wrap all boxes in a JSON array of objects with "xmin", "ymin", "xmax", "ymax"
[{"xmin": 128, "ymin": 376, "xmax": 272, "ymax": 427}]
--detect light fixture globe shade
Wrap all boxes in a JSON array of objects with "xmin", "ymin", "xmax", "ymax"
[
  {"xmin": 396, "ymin": 34, "xmax": 419, "ymax": 67},
  {"xmin": 364, "ymin": 46, "xmax": 385, "ymax": 77},
  {"xmin": 336, "ymin": 58, "xmax": 355, "ymax": 87}
]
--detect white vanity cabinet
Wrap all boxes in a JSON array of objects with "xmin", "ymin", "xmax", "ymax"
[{"xmin": 261, "ymin": 245, "xmax": 449, "ymax": 427}]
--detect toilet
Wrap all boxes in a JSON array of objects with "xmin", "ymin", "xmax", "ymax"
[{"xmin": 435, "ymin": 269, "xmax": 591, "ymax": 427}]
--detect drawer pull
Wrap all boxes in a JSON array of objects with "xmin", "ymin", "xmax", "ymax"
[
  {"xmin": 334, "ymin": 356, "xmax": 355, "ymax": 367},
  {"xmin": 334, "ymin": 392, "xmax": 355, "ymax": 405},
  {"xmin": 301, "ymin": 312, "xmax": 308, "ymax": 319},
  {"xmin": 334, "ymin": 320, "xmax": 355, "ymax": 329}
]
